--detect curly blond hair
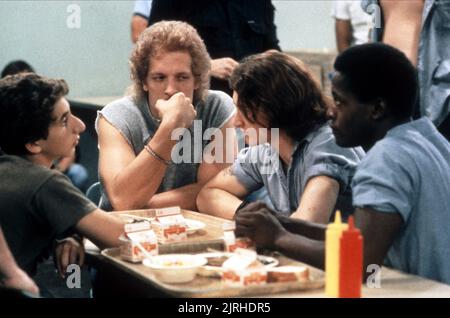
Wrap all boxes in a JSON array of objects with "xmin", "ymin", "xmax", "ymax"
[{"xmin": 129, "ymin": 21, "xmax": 211, "ymax": 103}]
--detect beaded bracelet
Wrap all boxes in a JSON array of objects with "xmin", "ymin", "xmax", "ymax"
[{"xmin": 144, "ymin": 145, "xmax": 172, "ymax": 166}]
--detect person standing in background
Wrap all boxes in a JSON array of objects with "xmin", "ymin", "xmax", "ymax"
[
  {"xmin": 331, "ymin": 0, "xmax": 373, "ymax": 53},
  {"xmin": 131, "ymin": 0, "xmax": 153, "ymax": 44},
  {"xmin": 362, "ymin": 0, "xmax": 450, "ymax": 142},
  {"xmin": 131, "ymin": 0, "xmax": 280, "ymax": 96}
]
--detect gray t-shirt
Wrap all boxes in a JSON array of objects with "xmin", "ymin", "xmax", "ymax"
[
  {"xmin": 352, "ymin": 118, "xmax": 450, "ymax": 284},
  {"xmin": 96, "ymin": 90, "xmax": 236, "ymax": 210},
  {"xmin": 0, "ymin": 155, "xmax": 96, "ymax": 275},
  {"xmin": 232, "ymin": 124, "xmax": 365, "ymax": 218}
]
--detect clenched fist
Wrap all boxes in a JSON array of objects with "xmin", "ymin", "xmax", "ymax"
[{"xmin": 155, "ymin": 92, "xmax": 197, "ymax": 129}]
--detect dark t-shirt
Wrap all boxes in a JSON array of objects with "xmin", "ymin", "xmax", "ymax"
[{"xmin": 0, "ymin": 155, "xmax": 96, "ymax": 275}]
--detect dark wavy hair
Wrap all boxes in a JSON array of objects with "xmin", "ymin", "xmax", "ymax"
[
  {"xmin": 0, "ymin": 73, "xmax": 69, "ymax": 156},
  {"xmin": 230, "ymin": 51, "xmax": 329, "ymax": 141},
  {"xmin": 334, "ymin": 43, "xmax": 418, "ymax": 120}
]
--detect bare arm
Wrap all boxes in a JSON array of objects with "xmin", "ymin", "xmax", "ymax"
[
  {"xmin": 197, "ymin": 165, "xmax": 250, "ymax": 220},
  {"xmin": 97, "ymin": 93, "xmax": 195, "ymax": 210},
  {"xmin": 354, "ymin": 207, "xmax": 403, "ymax": 280},
  {"xmin": 380, "ymin": 0, "xmax": 424, "ymax": 65},
  {"xmin": 147, "ymin": 116, "xmax": 238, "ymax": 210},
  {"xmin": 235, "ymin": 208, "xmax": 326, "ymax": 269},
  {"xmin": 210, "ymin": 58, "xmax": 239, "ymax": 80},
  {"xmin": 131, "ymin": 15, "xmax": 148, "ymax": 43},
  {"xmin": 236, "ymin": 202, "xmax": 403, "ymax": 274},
  {"xmin": 75, "ymin": 209, "xmax": 125, "ymax": 250},
  {"xmin": 0, "ymin": 227, "xmax": 39, "ymax": 296},
  {"xmin": 290, "ymin": 176, "xmax": 340, "ymax": 223},
  {"xmin": 335, "ymin": 19, "xmax": 353, "ymax": 53}
]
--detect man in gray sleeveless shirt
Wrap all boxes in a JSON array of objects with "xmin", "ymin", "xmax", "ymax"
[{"xmin": 96, "ymin": 21, "xmax": 237, "ymax": 211}]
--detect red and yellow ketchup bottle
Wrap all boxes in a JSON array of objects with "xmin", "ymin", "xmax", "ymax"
[{"xmin": 339, "ymin": 216, "xmax": 363, "ymax": 298}]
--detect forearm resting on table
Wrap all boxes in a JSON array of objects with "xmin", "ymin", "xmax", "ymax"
[
  {"xmin": 197, "ymin": 187, "xmax": 242, "ymax": 219},
  {"xmin": 278, "ymin": 216, "xmax": 326, "ymax": 241},
  {"xmin": 147, "ymin": 183, "xmax": 205, "ymax": 211},
  {"xmin": 274, "ymin": 231, "xmax": 325, "ymax": 270}
]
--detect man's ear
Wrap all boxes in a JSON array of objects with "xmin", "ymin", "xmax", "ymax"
[
  {"xmin": 371, "ymin": 98, "xmax": 388, "ymax": 121},
  {"xmin": 25, "ymin": 140, "xmax": 42, "ymax": 155}
]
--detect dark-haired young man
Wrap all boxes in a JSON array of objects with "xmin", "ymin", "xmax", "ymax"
[
  {"xmin": 0, "ymin": 73, "xmax": 124, "ymax": 282},
  {"xmin": 197, "ymin": 51, "xmax": 364, "ymax": 222},
  {"xmin": 235, "ymin": 43, "xmax": 450, "ymax": 285}
]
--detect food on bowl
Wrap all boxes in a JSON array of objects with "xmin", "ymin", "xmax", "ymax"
[{"xmin": 143, "ymin": 254, "xmax": 207, "ymax": 284}]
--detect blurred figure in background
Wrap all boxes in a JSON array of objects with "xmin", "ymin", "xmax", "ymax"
[
  {"xmin": 131, "ymin": 0, "xmax": 152, "ymax": 44},
  {"xmin": 331, "ymin": 0, "xmax": 372, "ymax": 53},
  {"xmin": 1, "ymin": 60, "xmax": 34, "ymax": 78}
]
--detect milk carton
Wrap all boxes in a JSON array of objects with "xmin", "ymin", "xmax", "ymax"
[
  {"xmin": 151, "ymin": 206, "xmax": 187, "ymax": 243},
  {"xmin": 222, "ymin": 221, "xmax": 255, "ymax": 252},
  {"xmin": 221, "ymin": 248, "xmax": 267, "ymax": 286},
  {"xmin": 120, "ymin": 221, "xmax": 158, "ymax": 263}
]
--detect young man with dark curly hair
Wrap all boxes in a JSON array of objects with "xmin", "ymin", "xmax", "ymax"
[
  {"xmin": 197, "ymin": 51, "xmax": 364, "ymax": 222},
  {"xmin": 0, "ymin": 73, "xmax": 124, "ymax": 292}
]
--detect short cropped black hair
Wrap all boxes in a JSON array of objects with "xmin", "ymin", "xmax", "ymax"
[
  {"xmin": 230, "ymin": 51, "xmax": 328, "ymax": 141},
  {"xmin": 0, "ymin": 73, "xmax": 69, "ymax": 156},
  {"xmin": 1, "ymin": 60, "xmax": 35, "ymax": 78},
  {"xmin": 334, "ymin": 43, "xmax": 418, "ymax": 119}
]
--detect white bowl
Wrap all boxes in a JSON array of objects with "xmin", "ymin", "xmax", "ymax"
[{"xmin": 143, "ymin": 254, "xmax": 207, "ymax": 284}]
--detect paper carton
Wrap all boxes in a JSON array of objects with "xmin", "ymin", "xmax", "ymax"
[
  {"xmin": 151, "ymin": 206, "xmax": 187, "ymax": 243},
  {"xmin": 221, "ymin": 248, "xmax": 267, "ymax": 286},
  {"xmin": 120, "ymin": 221, "xmax": 158, "ymax": 263}
]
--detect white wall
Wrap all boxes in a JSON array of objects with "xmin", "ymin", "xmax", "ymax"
[
  {"xmin": 274, "ymin": 0, "xmax": 335, "ymax": 52},
  {"xmin": 0, "ymin": 0, "xmax": 336, "ymax": 98}
]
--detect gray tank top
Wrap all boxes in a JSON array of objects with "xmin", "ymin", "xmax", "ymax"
[{"xmin": 95, "ymin": 90, "xmax": 236, "ymax": 210}]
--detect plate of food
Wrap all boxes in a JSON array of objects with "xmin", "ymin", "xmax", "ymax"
[
  {"xmin": 185, "ymin": 219, "xmax": 206, "ymax": 235},
  {"xmin": 197, "ymin": 252, "xmax": 279, "ymax": 277},
  {"xmin": 118, "ymin": 214, "xmax": 154, "ymax": 223}
]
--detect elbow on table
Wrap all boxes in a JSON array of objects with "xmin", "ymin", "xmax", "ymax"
[
  {"xmin": 196, "ymin": 186, "xmax": 212, "ymax": 214},
  {"xmin": 109, "ymin": 192, "xmax": 148, "ymax": 211}
]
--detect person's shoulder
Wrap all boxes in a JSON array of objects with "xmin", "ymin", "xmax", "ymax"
[
  {"xmin": 198, "ymin": 90, "xmax": 236, "ymax": 127},
  {"xmin": 303, "ymin": 124, "xmax": 365, "ymax": 162},
  {"xmin": 102, "ymin": 96, "xmax": 137, "ymax": 112},
  {"xmin": 204, "ymin": 90, "xmax": 233, "ymax": 106},
  {"xmin": 237, "ymin": 144, "xmax": 274, "ymax": 162},
  {"xmin": 306, "ymin": 124, "xmax": 341, "ymax": 150},
  {"xmin": 0, "ymin": 155, "xmax": 58, "ymax": 187},
  {"xmin": 100, "ymin": 96, "xmax": 143, "ymax": 122}
]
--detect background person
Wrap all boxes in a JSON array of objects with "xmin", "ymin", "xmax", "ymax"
[{"xmin": 331, "ymin": 0, "xmax": 372, "ymax": 53}]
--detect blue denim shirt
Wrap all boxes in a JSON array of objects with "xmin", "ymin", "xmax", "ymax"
[
  {"xmin": 232, "ymin": 124, "xmax": 365, "ymax": 218},
  {"xmin": 352, "ymin": 118, "xmax": 450, "ymax": 284},
  {"xmin": 362, "ymin": 0, "xmax": 450, "ymax": 126}
]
